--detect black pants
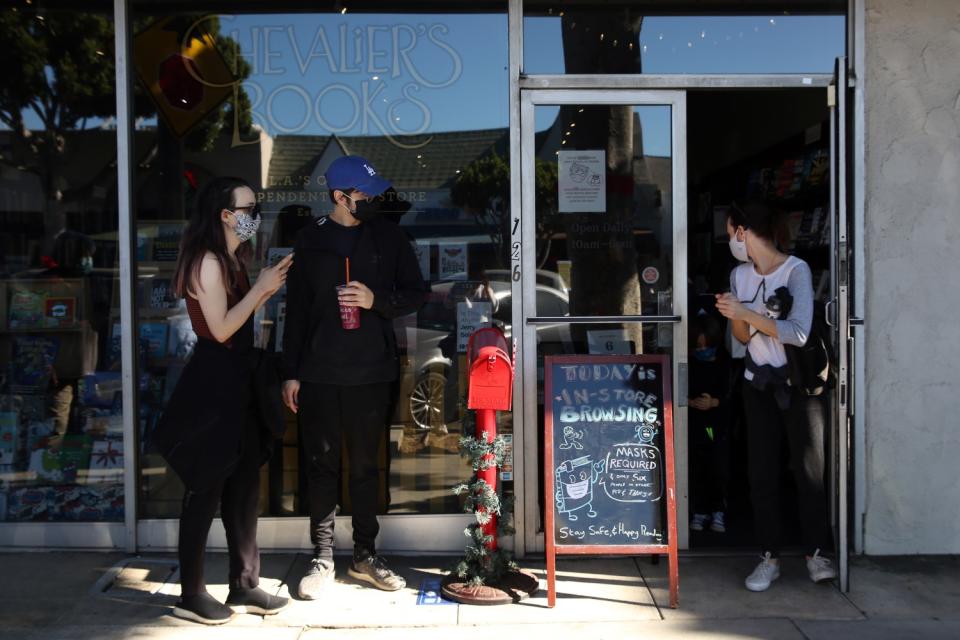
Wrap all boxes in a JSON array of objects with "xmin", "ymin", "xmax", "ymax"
[
  {"xmin": 299, "ymin": 381, "xmax": 391, "ymax": 560},
  {"xmin": 689, "ymin": 409, "xmax": 730, "ymax": 515},
  {"xmin": 742, "ymin": 383, "xmax": 829, "ymax": 557},
  {"xmin": 178, "ymin": 416, "xmax": 261, "ymax": 597}
]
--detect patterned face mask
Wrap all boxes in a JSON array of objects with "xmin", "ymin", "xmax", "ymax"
[{"xmin": 229, "ymin": 205, "xmax": 261, "ymax": 242}]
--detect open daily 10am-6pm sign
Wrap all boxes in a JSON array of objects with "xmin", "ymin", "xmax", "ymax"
[{"xmin": 544, "ymin": 354, "xmax": 679, "ymax": 608}]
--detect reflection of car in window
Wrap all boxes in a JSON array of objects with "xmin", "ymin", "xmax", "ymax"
[{"xmin": 403, "ymin": 279, "xmax": 572, "ymax": 431}]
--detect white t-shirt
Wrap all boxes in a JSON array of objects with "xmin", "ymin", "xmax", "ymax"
[{"xmin": 730, "ymin": 256, "xmax": 814, "ymax": 380}]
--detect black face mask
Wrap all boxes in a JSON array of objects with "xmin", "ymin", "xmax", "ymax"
[{"xmin": 346, "ymin": 195, "xmax": 381, "ymax": 222}]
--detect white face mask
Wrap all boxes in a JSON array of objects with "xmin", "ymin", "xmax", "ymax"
[
  {"xmin": 229, "ymin": 209, "xmax": 261, "ymax": 243},
  {"xmin": 728, "ymin": 231, "xmax": 750, "ymax": 263}
]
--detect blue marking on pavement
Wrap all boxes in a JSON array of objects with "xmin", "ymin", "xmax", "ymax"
[{"xmin": 417, "ymin": 579, "xmax": 457, "ymax": 605}]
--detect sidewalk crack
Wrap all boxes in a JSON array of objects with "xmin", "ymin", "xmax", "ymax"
[{"xmin": 790, "ymin": 617, "xmax": 813, "ymax": 640}]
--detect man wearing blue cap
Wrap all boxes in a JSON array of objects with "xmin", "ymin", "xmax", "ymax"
[{"xmin": 281, "ymin": 155, "xmax": 426, "ymax": 598}]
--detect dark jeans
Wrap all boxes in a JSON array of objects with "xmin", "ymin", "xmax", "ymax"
[
  {"xmin": 742, "ymin": 383, "xmax": 829, "ymax": 557},
  {"xmin": 299, "ymin": 381, "xmax": 391, "ymax": 560},
  {"xmin": 689, "ymin": 408, "xmax": 730, "ymax": 515},
  {"xmin": 178, "ymin": 416, "xmax": 261, "ymax": 597}
]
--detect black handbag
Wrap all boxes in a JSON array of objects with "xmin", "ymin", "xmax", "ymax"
[{"xmin": 784, "ymin": 298, "xmax": 834, "ymax": 396}]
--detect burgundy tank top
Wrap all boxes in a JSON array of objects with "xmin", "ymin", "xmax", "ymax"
[{"xmin": 186, "ymin": 267, "xmax": 251, "ymax": 345}]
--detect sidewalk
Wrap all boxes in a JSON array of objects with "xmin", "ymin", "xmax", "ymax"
[{"xmin": 0, "ymin": 551, "xmax": 957, "ymax": 639}]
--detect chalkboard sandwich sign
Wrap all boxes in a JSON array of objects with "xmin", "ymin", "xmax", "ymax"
[{"xmin": 544, "ymin": 354, "xmax": 679, "ymax": 608}]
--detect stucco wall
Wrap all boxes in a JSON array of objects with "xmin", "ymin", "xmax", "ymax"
[{"xmin": 864, "ymin": 0, "xmax": 960, "ymax": 553}]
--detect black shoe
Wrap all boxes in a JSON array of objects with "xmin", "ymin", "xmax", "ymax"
[
  {"xmin": 225, "ymin": 586, "xmax": 289, "ymax": 615},
  {"xmin": 347, "ymin": 554, "xmax": 406, "ymax": 591},
  {"xmin": 172, "ymin": 592, "xmax": 235, "ymax": 625}
]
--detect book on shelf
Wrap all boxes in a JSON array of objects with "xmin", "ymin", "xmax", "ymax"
[
  {"xmin": 139, "ymin": 322, "xmax": 169, "ymax": 361},
  {"xmin": 0, "ymin": 410, "xmax": 20, "ymax": 465},
  {"xmin": 43, "ymin": 297, "xmax": 77, "ymax": 328},
  {"xmin": 151, "ymin": 225, "xmax": 182, "ymax": 262},
  {"xmin": 9, "ymin": 335, "xmax": 60, "ymax": 394},
  {"xmin": 90, "ymin": 438, "xmax": 123, "ymax": 470},
  {"xmin": 148, "ymin": 278, "xmax": 178, "ymax": 310},
  {"xmin": 8, "ymin": 291, "xmax": 45, "ymax": 329}
]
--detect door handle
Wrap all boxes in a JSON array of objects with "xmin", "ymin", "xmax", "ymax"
[{"xmin": 824, "ymin": 298, "xmax": 836, "ymax": 328}]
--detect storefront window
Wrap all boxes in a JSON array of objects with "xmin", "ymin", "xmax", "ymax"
[
  {"xmin": 0, "ymin": 7, "xmax": 125, "ymax": 522},
  {"xmin": 133, "ymin": 10, "xmax": 510, "ymax": 518},
  {"xmin": 524, "ymin": 5, "xmax": 845, "ymax": 75}
]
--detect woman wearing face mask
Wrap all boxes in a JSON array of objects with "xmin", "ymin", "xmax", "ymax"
[
  {"xmin": 715, "ymin": 201, "xmax": 836, "ymax": 593},
  {"xmin": 154, "ymin": 176, "xmax": 293, "ymax": 624}
]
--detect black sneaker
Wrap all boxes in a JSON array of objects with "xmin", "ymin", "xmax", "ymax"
[
  {"xmin": 347, "ymin": 554, "xmax": 406, "ymax": 591},
  {"xmin": 172, "ymin": 592, "xmax": 235, "ymax": 625},
  {"xmin": 298, "ymin": 557, "xmax": 335, "ymax": 600},
  {"xmin": 225, "ymin": 586, "xmax": 289, "ymax": 616}
]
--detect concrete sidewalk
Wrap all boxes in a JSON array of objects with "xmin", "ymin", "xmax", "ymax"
[{"xmin": 0, "ymin": 552, "xmax": 957, "ymax": 639}]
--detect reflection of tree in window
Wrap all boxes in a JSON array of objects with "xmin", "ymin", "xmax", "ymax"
[{"xmin": 559, "ymin": 10, "xmax": 645, "ymax": 347}]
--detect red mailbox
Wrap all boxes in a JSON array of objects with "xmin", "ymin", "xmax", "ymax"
[{"xmin": 467, "ymin": 327, "xmax": 513, "ymax": 411}]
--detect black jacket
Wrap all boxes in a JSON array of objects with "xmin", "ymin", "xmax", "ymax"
[{"xmin": 282, "ymin": 215, "xmax": 427, "ymax": 385}]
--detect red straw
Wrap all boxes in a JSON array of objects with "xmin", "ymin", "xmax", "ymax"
[{"xmin": 345, "ymin": 257, "xmax": 350, "ymax": 284}]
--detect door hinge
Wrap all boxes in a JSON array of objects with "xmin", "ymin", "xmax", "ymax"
[{"xmin": 827, "ymin": 84, "xmax": 837, "ymax": 107}]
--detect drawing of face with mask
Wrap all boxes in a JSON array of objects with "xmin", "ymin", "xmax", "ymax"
[
  {"xmin": 569, "ymin": 162, "xmax": 589, "ymax": 183},
  {"xmin": 555, "ymin": 456, "xmax": 607, "ymax": 521}
]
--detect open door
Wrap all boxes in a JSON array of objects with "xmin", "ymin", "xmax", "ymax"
[{"xmin": 828, "ymin": 57, "xmax": 853, "ymax": 592}]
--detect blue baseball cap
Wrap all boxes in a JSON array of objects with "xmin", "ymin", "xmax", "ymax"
[{"xmin": 324, "ymin": 155, "xmax": 392, "ymax": 196}]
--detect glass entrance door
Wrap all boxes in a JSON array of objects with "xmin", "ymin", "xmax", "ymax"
[{"xmin": 517, "ymin": 90, "xmax": 688, "ymax": 552}]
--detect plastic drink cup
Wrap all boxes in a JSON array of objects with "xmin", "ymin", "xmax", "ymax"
[{"xmin": 336, "ymin": 285, "xmax": 360, "ymax": 330}]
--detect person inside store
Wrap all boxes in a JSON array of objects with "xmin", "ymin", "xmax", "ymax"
[
  {"xmin": 154, "ymin": 176, "xmax": 293, "ymax": 624},
  {"xmin": 687, "ymin": 312, "xmax": 731, "ymax": 536},
  {"xmin": 281, "ymin": 156, "xmax": 427, "ymax": 599},
  {"xmin": 715, "ymin": 200, "xmax": 836, "ymax": 592}
]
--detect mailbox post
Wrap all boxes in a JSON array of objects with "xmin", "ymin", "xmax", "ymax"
[
  {"xmin": 466, "ymin": 327, "xmax": 513, "ymax": 552},
  {"xmin": 443, "ymin": 325, "xmax": 536, "ymax": 605}
]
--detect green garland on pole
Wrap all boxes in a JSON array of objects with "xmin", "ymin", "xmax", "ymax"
[{"xmin": 450, "ymin": 417, "xmax": 519, "ymax": 587}]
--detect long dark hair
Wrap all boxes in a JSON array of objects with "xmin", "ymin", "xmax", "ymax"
[
  {"xmin": 172, "ymin": 176, "xmax": 253, "ymax": 298},
  {"xmin": 728, "ymin": 199, "xmax": 790, "ymax": 249}
]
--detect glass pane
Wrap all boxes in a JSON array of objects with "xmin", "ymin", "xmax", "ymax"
[
  {"xmin": 524, "ymin": 8, "xmax": 845, "ymax": 74},
  {"xmin": 133, "ymin": 10, "xmax": 509, "ymax": 518},
  {"xmin": 0, "ymin": 8, "xmax": 125, "ymax": 522},
  {"xmin": 534, "ymin": 104, "xmax": 673, "ymax": 325}
]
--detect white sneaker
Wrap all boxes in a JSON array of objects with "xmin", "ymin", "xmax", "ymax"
[
  {"xmin": 710, "ymin": 511, "xmax": 726, "ymax": 533},
  {"xmin": 690, "ymin": 513, "xmax": 709, "ymax": 531},
  {"xmin": 745, "ymin": 552, "xmax": 780, "ymax": 592},
  {"xmin": 806, "ymin": 549, "xmax": 837, "ymax": 583}
]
